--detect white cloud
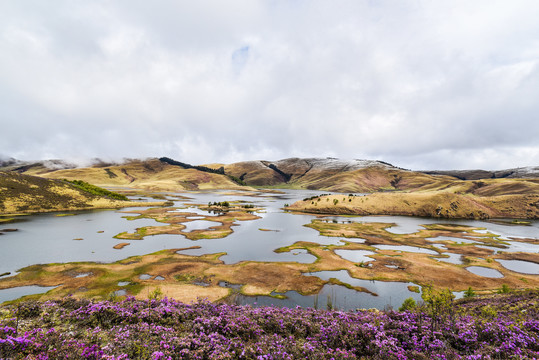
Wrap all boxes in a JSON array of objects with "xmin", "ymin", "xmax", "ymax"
[{"xmin": 0, "ymin": 0, "xmax": 538, "ymax": 170}]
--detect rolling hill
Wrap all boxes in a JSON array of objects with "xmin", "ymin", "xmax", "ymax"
[
  {"xmin": 2, "ymin": 157, "xmax": 538, "ymax": 195},
  {"xmin": 0, "ymin": 172, "xmax": 155, "ymax": 214},
  {"xmin": 4, "ymin": 158, "xmax": 246, "ymax": 192}
]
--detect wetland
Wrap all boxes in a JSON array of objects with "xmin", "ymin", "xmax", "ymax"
[{"xmin": 0, "ymin": 189, "xmax": 537, "ymax": 310}]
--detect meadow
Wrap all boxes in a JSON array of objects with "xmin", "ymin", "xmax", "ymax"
[{"xmin": 1, "ymin": 289, "xmax": 537, "ymax": 359}]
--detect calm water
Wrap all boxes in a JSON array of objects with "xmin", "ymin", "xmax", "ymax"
[{"xmin": 1, "ymin": 189, "xmax": 538, "ymax": 308}]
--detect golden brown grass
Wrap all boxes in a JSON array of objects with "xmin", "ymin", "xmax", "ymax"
[
  {"xmin": 38, "ymin": 159, "xmax": 248, "ymax": 191},
  {"xmin": 2, "ymin": 216, "xmax": 537, "ymax": 304},
  {"xmin": 0, "ymin": 171, "xmax": 163, "ymax": 215},
  {"xmin": 288, "ymin": 191, "xmax": 539, "ymax": 219}
]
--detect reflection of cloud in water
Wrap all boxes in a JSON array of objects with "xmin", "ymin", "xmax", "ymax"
[
  {"xmin": 497, "ymin": 260, "xmax": 539, "ymax": 275},
  {"xmin": 475, "ymin": 242, "xmax": 539, "ymax": 254},
  {"xmin": 465, "ymin": 266, "xmax": 503, "ymax": 278},
  {"xmin": 182, "ymin": 220, "xmax": 220, "ymax": 232},
  {"xmin": 334, "ymin": 250, "xmax": 376, "ymax": 263},
  {"xmin": 374, "ymin": 245, "xmax": 438, "ymax": 255},
  {"xmin": 0, "ymin": 285, "xmax": 58, "ymax": 303},
  {"xmin": 434, "ymin": 253, "xmax": 463, "ymax": 264},
  {"xmin": 2, "ymin": 188, "xmax": 538, "ymax": 305}
]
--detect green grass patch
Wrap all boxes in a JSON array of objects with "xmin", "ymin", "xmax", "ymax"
[{"xmin": 64, "ymin": 180, "xmax": 129, "ymax": 201}]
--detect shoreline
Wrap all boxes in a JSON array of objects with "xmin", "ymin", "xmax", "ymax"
[
  {"xmin": 286, "ymin": 192, "xmax": 539, "ymax": 220},
  {"xmin": 0, "ymin": 200, "xmax": 167, "ymax": 217}
]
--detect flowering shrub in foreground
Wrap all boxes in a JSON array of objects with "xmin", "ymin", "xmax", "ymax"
[{"xmin": 0, "ymin": 290, "xmax": 537, "ymax": 359}]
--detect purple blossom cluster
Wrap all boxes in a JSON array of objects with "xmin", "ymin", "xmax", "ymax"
[{"xmin": 0, "ymin": 291, "xmax": 537, "ymax": 359}]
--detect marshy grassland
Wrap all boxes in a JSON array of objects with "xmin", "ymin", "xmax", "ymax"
[
  {"xmin": 114, "ymin": 206, "xmax": 261, "ymax": 241},
  {"xmin": 0, "ymin": 164, "xmax": 537, "ymax": 316},
  {"xmin": 1, "ymin": 210, "xmax": 536, "ymax": 304},
  {"xmin": 0, "ymin": 167, "xmax": 538, "ymax": 358}
]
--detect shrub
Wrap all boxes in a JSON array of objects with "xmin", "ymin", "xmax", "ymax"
[
  {"xmin": 399, "ymin": 297, "xmax": 417, "ymax": 311},
  {"xmin": 464, "ymin": 287, "xmax": 475, "ymax": 298},
  {"xmin": 65, "ymin": 180, "xmax": 128, "ymax": 201}
]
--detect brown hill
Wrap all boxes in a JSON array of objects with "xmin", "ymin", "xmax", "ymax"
[
  {"xmin": 287, "ymin": 192, "xmax": 539, "ymax": 220},
  {"xmin": 0, "ymin": 172, "xmax": 151, "ymax": 214},
  {"xmin": 4, "ymin": 157, "xmax": 539, "ymax": 194},
  {"xmin": 424, "ymin": 166, "xmax": 539, "ymax": 180},
  {"xmin": 24, "ymin": 159, "xmax": 246, "ymax": 192}
]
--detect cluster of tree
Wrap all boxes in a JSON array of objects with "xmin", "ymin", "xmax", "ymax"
[
  {"xmin": 207, "ymin": 201, "xmax": 255, "ymax": 209},
  {"xmin": 208, "ymin": 201, "xmax": 230, "ymax": 207},
  {"xmin": 399, "ymin": 284, "xmax": 514, "ymax": 333},
  {"xmin": 268, "ymin": 164, "xmax": 292, "ymax": 182},
  {"xmin": 159, "ymin": 157, "xmax": 225, "ymax": 174},
  {"xmin": 303, "ymin": 194, "xmax": 330, "ymax": 201},
  {"xmin": 226, "ymin": 175, "xmax": 246, "ymax": 186},
  {"xmin": 64, "ymin": 180, "xmax": 128, "ymax": 201},
  {"xmin": 159, "ymin": 157, "xmax": 246, "ymax": 186}
]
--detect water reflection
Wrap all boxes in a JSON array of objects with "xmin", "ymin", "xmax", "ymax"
[
  {"xmin": 373, "ymin": 245, "xmax": 438, "ymax": 255},
  {"xmin": 497, "ymin": 260, "xmax": 539, "ymax": 275},
  {"xmin": 465, "ymin": 266, "xmax": 504, "ymax": 278},
  {"xmin": 0, "ymin": 285, "xmax": 57, "ymax": 303},
  {"xmin": 233, "ymin": 270, "xmax": 422, "ymax": 311},
  {"xmin": 334, "ymin": 250, "xmax": 376, "ymax": 263},
  {"xmin": 0, "ymin": 189, "xmax": 537, "ymax": 306}
]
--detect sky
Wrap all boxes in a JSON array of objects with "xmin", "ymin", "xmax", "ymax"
[{"xmin": 1, "ymin": 1, "xmax": 538, "ymax": 170}]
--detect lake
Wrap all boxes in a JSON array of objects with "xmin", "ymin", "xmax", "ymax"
[{"xmin": 1, "ymin": 189, "xmax": 538, "ymax": 309}]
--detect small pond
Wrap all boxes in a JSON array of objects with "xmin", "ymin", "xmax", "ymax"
[
  {"xmin": 0, "ymin": 285, "xmax": 58, "ymax": 303},
  {"xmin": 334, "ymin": 250, "xmax": 376, "ymax": 263},
  {"xmin": 497, "ymin": 260, "xmax": 539, "ymax": 275},
  {"xmin": 434, "ymin": 253, "xmax": 463, "ymax": 265},
  {"xmin": 233, "ymin": 270, "xmax": 422, "ymax": 311},
  {"xmin": 465, "ymin": 266, "xmax": 504, "ymax": 278},
  {"xmin": 182, "ymin": 220, "xmax": 220, "ymax": 232},
  {"xmin": 373, "ymin": 245, "xmax": 438, "ymax": 255}
]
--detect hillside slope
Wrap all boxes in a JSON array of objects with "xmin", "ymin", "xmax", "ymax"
[
  {"xmin": 31, "ymin": 159, "xmax": 246, "ymax": 191},
  {"xmin": 425, "ymin": 166, "xmax": 539, "ymax": 180},
  {"xmin": 288, "ymin": 191, "xmax": 539, "ymax": 219},
  {"xmin": 218, "ymin": 157, "xmax": 401, "ymax": 188},
  {"xmin": 0, "ymin": 172, "xmax": 149, "ymax": 214},
  {"xmin": 3, "ymin": 157, "xmax": 539, "ymax": 193}
]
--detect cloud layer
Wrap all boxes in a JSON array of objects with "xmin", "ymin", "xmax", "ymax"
[{"xmin": 1, "ymin": 0, "xmax": 538, "ymax": 170}]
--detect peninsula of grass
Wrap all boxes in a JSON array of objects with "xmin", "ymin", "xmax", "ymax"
[
  {"xmin": 2, "ymin": 214, "xmax": 537, "ymax": 305},
  {"xmin": 287, "ymin": 191, "xmax": 539, "ymax": 219},
  {"xmin": 115, "ymin": 206, "xmax": 261, "ymax": 241}
]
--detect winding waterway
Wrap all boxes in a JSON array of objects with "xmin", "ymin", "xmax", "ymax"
[{"xmin": 1, "ymin": 189, "xmax": 538, "ymax": 308}]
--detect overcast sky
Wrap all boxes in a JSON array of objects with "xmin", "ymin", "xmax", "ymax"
[{"xmin": 1, "ymin": 1, "xmax": 538, "ymax": 170}]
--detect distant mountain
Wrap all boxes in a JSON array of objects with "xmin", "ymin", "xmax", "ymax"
[
  {"xmin": 2, "ymin": 158, "xmax": 245, "ymax": 192},
  {"xmin": 424, "ymin": 167, "xmax": 539, "ymax": 180},
  {"xmin": 213, "ymin": 157, "xmax": 399, "ymax": 185},
  {"xmin": 1, "ymin": 157, "xmax": 538, "ymax": 193}
]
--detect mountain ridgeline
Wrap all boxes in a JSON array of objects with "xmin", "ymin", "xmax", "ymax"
[{"xmin": 1, "ymin": 156, "xmax": 538, "ymax": 195}]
